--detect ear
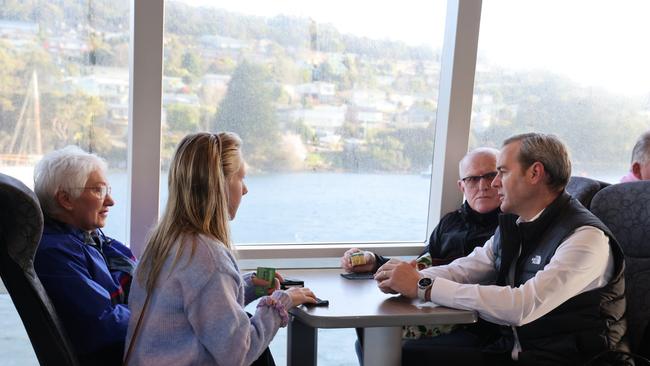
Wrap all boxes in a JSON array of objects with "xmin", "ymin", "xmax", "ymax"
[
  {"xmin": 457, "ymin": 179, "xmax": 464, "ymax": 194},
  {"xmin": 632, "ymin": 162, "xmax": 642, "ymax": 180},
  {"xmin": 528, "ymin": 162, "xmax": 546, "ymax": 184},
  {"xmin": 55, "ymin": 190, "xmax": 75, "ymax": 211}
]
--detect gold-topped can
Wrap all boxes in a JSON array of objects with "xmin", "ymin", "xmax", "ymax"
[{"xmin": 350, "ymin": 251, "xmax": 367, "ymax": 266}]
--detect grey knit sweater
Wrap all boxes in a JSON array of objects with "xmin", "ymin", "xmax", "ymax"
[{"xmin": 124, "ymin": 234, "xmax": 292, "ymax": 366}]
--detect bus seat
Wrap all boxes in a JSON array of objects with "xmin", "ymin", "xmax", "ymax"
[
  {"xmin": 0, "ymin": 172, "xmax": 79, "ymax": 366},
  {"xmin": 566, "ymin": 176, "xmax": 609, "ymax": 208},
  {"xmin": 591, "ymin": 180, "xmax": 650, "ymax": 357}
]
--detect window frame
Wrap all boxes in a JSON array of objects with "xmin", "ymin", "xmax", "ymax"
[{"xmin": 127, "ymin": 0, "xmax": 483, "ymax": 263}]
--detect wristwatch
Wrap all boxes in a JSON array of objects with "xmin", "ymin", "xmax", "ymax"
[{"xmin": 417, "ymin": 277, "xmax": 433, "ymax": 301}]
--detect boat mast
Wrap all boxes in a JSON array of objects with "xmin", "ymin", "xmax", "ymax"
[
  {"xmin": 7, "ymin": 70, "xmax": 42, "ymax": 157},
  {"xmin": 33, "ymin": 70, "xmax": 42, "ymax": 155}
]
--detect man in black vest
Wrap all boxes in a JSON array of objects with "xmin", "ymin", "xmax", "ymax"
[{"xmin": 375, "ymin": 133, "xmax": 627, "ymax": 365}]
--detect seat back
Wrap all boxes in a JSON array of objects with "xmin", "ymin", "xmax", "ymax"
[
  {"xmin": 566, "ymin": 176, "xmax": 610, "ymax": 208},
  {"xmin": 591, "ymin": 181, "xmax": 650, "ymax": 355},
  {"xmin": 0, "ymin": 173, "xmax": 79, "ymax": 366}
]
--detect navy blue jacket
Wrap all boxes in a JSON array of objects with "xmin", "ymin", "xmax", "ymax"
[{"xmin": 34, "ymin": 218, "xmax": 136, "ymax": 365}]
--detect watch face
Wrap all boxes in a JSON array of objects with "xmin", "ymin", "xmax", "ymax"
[{"xmin": 418, "ymin": 277, "xmax": 432, "ymax": 288}]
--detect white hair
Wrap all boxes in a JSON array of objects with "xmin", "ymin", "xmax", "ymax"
[
  {"xmin": 458, "ymin": 147, "xmax": 499, "ymax": 178},
  {"xmin": 34, "ymin": 146, "xmax": 108, "ymax": 218}
]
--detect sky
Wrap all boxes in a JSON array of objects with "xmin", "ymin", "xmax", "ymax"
[
  {"xmin": 178, "ymin": 0, "xmax": 650, "ymax": 96},
  {"xmin": 480, "ymin": 0, "xmax": 650, "ymax": 96},
  {"xmin": 179, "ymin": 0, "xmax": 447, "ymax": 46}
]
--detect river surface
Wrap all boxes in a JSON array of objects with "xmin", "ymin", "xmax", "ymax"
[{"xmin": 103, "ymin": 172, "xmax": 433, "ymax": 244}]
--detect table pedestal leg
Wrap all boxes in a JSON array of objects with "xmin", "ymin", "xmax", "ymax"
[
  {"xmin": 363, "ymin": 327, "xmax": 402, "ymax": 366},
  {"xmin": 287, "ymin": 317, "xmax": 317, "ymax": 366}
]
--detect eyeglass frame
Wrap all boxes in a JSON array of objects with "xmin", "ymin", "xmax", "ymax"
[
  {"xmin": 459, "ymin": 171, "xmax": 498, "ymax": 188},
  {"xmin": 71, "ymin": 185, "xmax": 112, "ymax": 199}
]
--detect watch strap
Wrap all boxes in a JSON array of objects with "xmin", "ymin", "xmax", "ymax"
[{"xmin": 417, "ymin": 277, "xmax": 432, "ymax": 301}]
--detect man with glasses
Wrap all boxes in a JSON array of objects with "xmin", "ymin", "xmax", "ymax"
[
  {"xmin": 341, "ymin": 147, "xmax": 501, "ymax": 274},
  {"xmin": 33, "ymin": 145, "xmax": 136, "ymax": 366},
  {"xmin": 376, "ymin": 133, "xmax": 627, "ymax": 365}
]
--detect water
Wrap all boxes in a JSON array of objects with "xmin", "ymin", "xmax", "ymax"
[
  {"xmin": 0, "ymin": 295, "xmax": 39, "ymax": 366},
  {"xmin": 103, "ymin": 172, "xmax": 433, "ymax": 245}
]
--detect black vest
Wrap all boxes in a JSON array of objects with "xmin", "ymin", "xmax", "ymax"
[{"xmin": 492, "ymin": 192, "xmax": 627, "ymax": 365}]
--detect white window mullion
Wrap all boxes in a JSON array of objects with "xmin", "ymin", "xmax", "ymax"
[
  {"xmin": 427, "ymin": 0, "xmax": 483, "ymax": 239},
  {"xmin": 127, "ymin": 0, "xmax": 165, "ymax": 256}
]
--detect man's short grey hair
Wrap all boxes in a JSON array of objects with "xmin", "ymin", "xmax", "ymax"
[
  {"xmin": 502, "ymin": 133, "xmax": 571, "ymax": 191},
  {"xmin": 631, "ymin": 130, "xmax": 650, "ymax": 164},
  {"xmin": 34, "ymin": 146, "xmax": 108, "ymax": 218},
  {"xmin": 458, "ymin": 147, "xmax": 499, "ymax": 178}
]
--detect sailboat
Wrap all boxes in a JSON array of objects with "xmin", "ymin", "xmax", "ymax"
[{"xmin": 0, "ymin": 70, "xmax": 43, "ymax": 188}]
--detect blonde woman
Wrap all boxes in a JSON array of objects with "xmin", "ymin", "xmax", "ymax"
[{"xmin": 124, "ymin": 132, "xmax": 317, "ymax": 366}]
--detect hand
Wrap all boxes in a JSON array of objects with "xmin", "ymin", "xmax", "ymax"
[
  {"xmin": 340, "ymin": 248, "xmax": 376, "ymax": 273},
  {"xmin": 286, "ymin": 287, "xmax": 317, "ymax": 307},
  {"xmin": 372, "ymin": 258, "xmax": 404, "ymax": 294},
  {"xmin": 252, "ymin": 272, "xmax": 284, "ymax": 295},
  {"xmin": 374, "ymin": 259, "xmax": 420, "ymax": 298}
]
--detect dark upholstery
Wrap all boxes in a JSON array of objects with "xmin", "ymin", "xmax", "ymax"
[
  {"xmin": 566, "ymin": 176, "xmax": 610, "ymax": 208},
  {"xmin": 591, "ymin": 181, "xmax": 650, "ymax": 356},
  {"xmin": 596, "ymin": 179, "xmax": 611, "ymax": 191},
  {"xmin": 0, "ymin": 173, "xmax": 79, "ymax": 366}
]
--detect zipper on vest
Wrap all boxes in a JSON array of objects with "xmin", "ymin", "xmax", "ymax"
[{"xmin": 508, "ymin": 243, "xmax": 523, "ymax": 361}]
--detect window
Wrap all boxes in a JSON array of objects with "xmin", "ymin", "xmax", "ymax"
[
  {"xmin": 470, "ymin": 0, "xmax": 650, "ymax": 183},
  {"xmin": 161, "ymin": 0, "xmax": 447, "ymax": 244},
  {"xmin": 0, "ymin": 1, "xmax": 131, "ymax": 241}
]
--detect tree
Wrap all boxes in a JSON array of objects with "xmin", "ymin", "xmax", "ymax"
[
  {"xmin": 0, "ymin": 41, "xmax": 24, "ymax": 117},
  {"xmin": 207, "ymin": 56, "xmax": 237, "ymax": 74},
  {"xmin": 181, "ymin": 50, "xmax": 204, "ymax": 84},
  {"xmin": 163, "ymin": 36, "xmax": 187, "ymax": 77},
  {"xmin": 47, "ymin": 93, "xmax": 110, "ymax": 154},
  {"xmin": 366, "ymin": 133, "xmax": 410, "ymax": 171},
  {"xmin": 166, "ymin": 103, "xmax": 200, "ymax": 132},
  {"xmin": 213, "ymin": 61, "xmax": 283, "ymax": 170},
  {"xmin": 394, "ymin": 126, "xmax": 434, "ymax": 170}
]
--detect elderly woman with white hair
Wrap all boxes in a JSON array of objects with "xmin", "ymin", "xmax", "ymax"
[{"xmin": 33, "ymin": 145, "xmax": 136, "ymax": 366}]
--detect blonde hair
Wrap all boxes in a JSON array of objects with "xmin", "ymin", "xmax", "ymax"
[{"xmin": 138, "ymin": 132, "xmax": 244, "ymax": 293}]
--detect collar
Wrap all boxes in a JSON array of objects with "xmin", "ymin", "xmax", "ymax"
[
  {"xmin": 516, "ymin": 208, "xmax": 545, "ymax": 225},
  {"xmin": 515, "ymin": 192, "xmax": 570, "ymax": 244},
  {"xmin": 460, "ymin": 201, "xmax": 501, "ymax": 226},
  {"xmin": 44, "ymin": 216, "xmax": 103, "ymax": 246}
]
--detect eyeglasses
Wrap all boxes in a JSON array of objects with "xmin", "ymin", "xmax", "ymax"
[
  {"xmin": 460, "ymin": 172, "xmax": 498, "ymax": 188},
  {"xmin": 74, "ymin": 185, "xmax": 111, "ymax": 200}
]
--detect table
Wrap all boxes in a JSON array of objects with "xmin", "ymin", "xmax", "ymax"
[{"xmin": 283, "ymin": 269, "xmax": 477, "ymax": 366}]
